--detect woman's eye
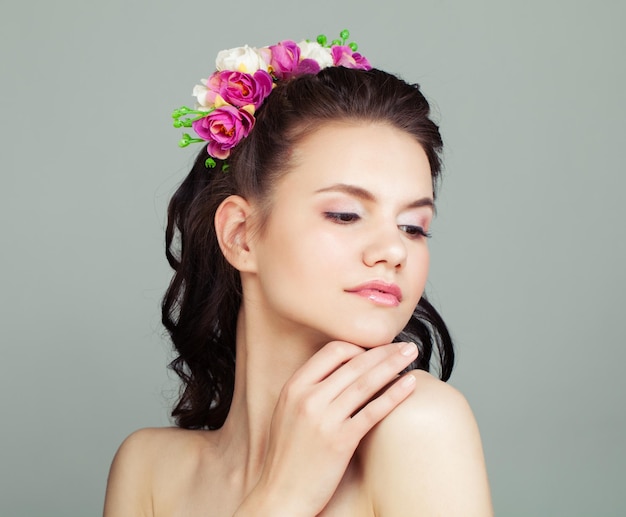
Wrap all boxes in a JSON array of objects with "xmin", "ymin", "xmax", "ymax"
[
  {"xmin": 324, "ymin": 212, "xmax": 361, "ymax": 223},
  {"xmin": 399, "ymin": 225, "xmax": 431, "ymax": 238}
]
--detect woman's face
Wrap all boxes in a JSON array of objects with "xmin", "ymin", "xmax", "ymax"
[{"xmin": 247, "ymin": 121, "xmax": 434, "ymax": 348}]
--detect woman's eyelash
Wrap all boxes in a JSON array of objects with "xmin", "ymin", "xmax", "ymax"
[
  {"xmin": 325, "ymin": 213, "xmax": 431, "ymax": 238},
  {"xmin": 324, "ymin": 212, "xmax": 360, "ymax": 223},
  {"xmin": 399, "ymin": 225, "xmax": 432, "ymax": 238}
]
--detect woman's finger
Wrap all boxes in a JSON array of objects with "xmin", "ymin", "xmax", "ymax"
[
  {"xmin": 287, "ymin": 340, "xmax": 367, "ymax": 386},
  {"xmin": 348, "ymin": 372, "xmax": 417, "ymax": 436},
  {"xmin": 329, "ymin": 343, "xmax": 417, "ymax": 415},
  {"xmin": 316, "ymin": 342, "xmax": 418, "ymax": 406}
]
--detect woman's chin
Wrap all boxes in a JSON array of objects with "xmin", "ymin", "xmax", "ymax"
[
  {"xmin": 329, "ymin": 328, "xmax": 404, "ymax": 349},
  {"xmin": 302, "ymin": 320, "xmax": 407, "ymax": 351}
]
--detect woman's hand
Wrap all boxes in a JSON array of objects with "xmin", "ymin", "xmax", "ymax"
[{"xmin": 233, "ymin": 340, "xmax": 418, "ymax": 517}]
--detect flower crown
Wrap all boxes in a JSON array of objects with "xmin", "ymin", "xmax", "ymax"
[{"xmin": 172, "ymin": 30, "xmax": 371, "ymax": 169}]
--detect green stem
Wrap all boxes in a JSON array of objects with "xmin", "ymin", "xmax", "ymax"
[{"xmin": 179, "ymin": 133, "xmax": 205, "ymax": 148}]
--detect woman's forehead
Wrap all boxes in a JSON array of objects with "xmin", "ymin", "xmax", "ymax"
[{"xmin": 285, "ymin": 122, "xmax": 432, "ymax": 191}]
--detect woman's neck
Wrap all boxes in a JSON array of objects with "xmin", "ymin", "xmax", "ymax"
[{"xmin": 216, "ymin": 301, "xmax": 326, "ymax": 491}]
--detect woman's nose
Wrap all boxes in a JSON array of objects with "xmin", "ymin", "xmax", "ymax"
[{"xmin": 362, "ymin": 225, "xmax": 407, "ymax": 269}]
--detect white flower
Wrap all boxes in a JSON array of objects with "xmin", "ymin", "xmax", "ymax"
[
  {"xmin": 192, "ymin": 79, "xmax": 210, "ymax": 108},
  {"xmin": 298, "ymin": 40, "xmax": 333, "ymax": 69},
  {"xmin": 215, "ymin": 45, "xmax": 269, "ymax": 73}
]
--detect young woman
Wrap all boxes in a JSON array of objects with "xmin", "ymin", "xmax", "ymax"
[{"xmin": 104, "ymin": 32, "xmax": 493, "ymax": 516}]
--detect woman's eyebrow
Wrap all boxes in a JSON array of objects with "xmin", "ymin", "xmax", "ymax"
[
  {"xmin": 315, "ymin": 183, "xmax": 376, "ymax": 201},
  {"xmin": 314, "ymin": 183, "xmax": 435, "ymax": 211}
]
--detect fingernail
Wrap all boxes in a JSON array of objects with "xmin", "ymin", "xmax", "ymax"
[
  {"xmin": 400, "ymin": 342, "xmax": 417, "ymax": 356},
  {"xmin": 401, "ymin": 373, "xmax": 416, "ymax": 387}
]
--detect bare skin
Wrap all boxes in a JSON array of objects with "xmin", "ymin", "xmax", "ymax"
[
  {"xmin": 103, "ymin": 123, "xmax": 493, "ymax": 516},
  {"xmin": 104, "ymin": 365, "xmax": 490, "ymax": 516}
]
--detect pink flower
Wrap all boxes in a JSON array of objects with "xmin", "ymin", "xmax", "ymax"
[
  {"xmin": 269, "ymin": 40, "xmax": 321, "ymax": 79},
  {"xmin": 269, "ymin": 40, "xmax": 300, "ymax": 79},
  {"xmin": 192, "ymin": 105, "xmax": 255, "ymax": 160},
  {"xmin": 295, "ymin": 58, "xmax": 322, "ymax": 75},
  {"xmin": 202, "ymin": 70, "xmax": 273, "ymax": 109},
  {"xmin": 331, "ymin": 45, "xmax": 371, "ymax": 70}
]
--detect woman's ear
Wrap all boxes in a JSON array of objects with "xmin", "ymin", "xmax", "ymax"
[{"xmin": 214, "ymin": 195, "xmax": 257, "ymax": 272}]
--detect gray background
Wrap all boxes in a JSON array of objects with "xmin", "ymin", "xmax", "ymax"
[{"xmin": 1, "ymin": 0, "xmax": 624, "ymax": 516}]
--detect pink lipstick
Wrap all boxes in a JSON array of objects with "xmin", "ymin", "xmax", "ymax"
[{"xmin": 346, "ymin": 281, "xmax": 403, "ymax": 307}]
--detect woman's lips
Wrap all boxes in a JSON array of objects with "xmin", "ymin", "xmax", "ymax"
[{"xmin": 346, "ymin": 281, "xmax": 403, "ymax": 307}]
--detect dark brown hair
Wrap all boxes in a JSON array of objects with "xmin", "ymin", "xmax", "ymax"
[{"xmin": 162, "ymin": 67, "xmax": 454, "ymax": 430}]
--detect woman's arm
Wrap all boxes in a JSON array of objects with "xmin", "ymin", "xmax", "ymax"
[{"xmin": 362, "ymin": 370, "xmax": 493, "ymax": 516}]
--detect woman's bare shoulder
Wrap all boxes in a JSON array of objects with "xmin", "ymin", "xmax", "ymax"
[
  {"xmin": 103, "ymin": 427, "xmax": 217, "ymax": 517},
  {"xmin": 392, "ymin": 369, "xmax": 474, "ymax": 423},
  {"xmin": 360, "ymin": 370, "xmax": 493, "ymax": 516},
  {"xmin": 109, "ymin": 426, "xmax": 213, "ymax": 474},
  {"xmin": 120, "ymin": 425, "xmax": 214, "ymax": 456},
  {"xmin": 361, "ymin": 370, "xmax": 478, "ymax": 458}
]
